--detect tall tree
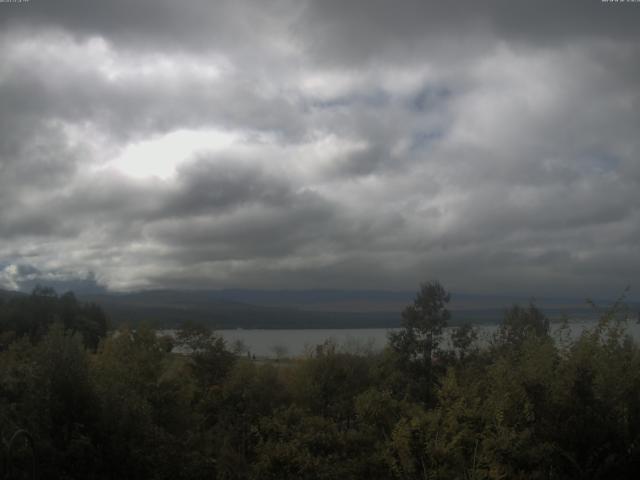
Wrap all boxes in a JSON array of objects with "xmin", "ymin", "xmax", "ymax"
[{"xmin": 389, "ymin": 281, "xmax": 451, "ymax": 399}]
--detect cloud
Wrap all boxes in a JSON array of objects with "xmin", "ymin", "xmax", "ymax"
[
  {"xmin": 298, "ymin": 0, "xmax": 640, "ymax": 67},
  {"xmin": 0, "ymin": 262, "xmax": 105, "ymax": 293},
  {"xmin": 0, "ymin": 1, "xmax": 639, "ymax": 298},
  {"xmin": 0, "ymin": 1, "xmax": 301, "ymax": 55}
]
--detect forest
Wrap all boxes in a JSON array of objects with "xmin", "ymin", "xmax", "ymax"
[{"xmin": 1, "ymin": 282, "xmax": 640, "ymax": 479}]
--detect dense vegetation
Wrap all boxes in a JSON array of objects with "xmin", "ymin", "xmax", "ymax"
[{"xmin": 1, "ymin": 283, "xmax": 640, "ymax": 479}]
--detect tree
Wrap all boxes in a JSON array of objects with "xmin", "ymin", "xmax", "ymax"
[
  {"xmin": 388, "ymin": 281, "xmax": 451, "ymax": 401},
  {"xmin": 495, "ymin": 302, "xmax": 549, "ymax": 349},
  {"xmin": 0, "ymin": 287, "xmax": 108, "ymax": 350},
  {"xmin": 176, "ymin": 321, "xmax": 235, "ymax": 388},
  {"xmin": 58, "ymin": 292, "xmax": 108, "ymax": 350},
  {"xmin": 91, "ymin": 325, "xmax": 209, "ymax": 479},
  {"xmin": 389, "ymin": 281, "xmax": 451, "ymax": 364},
  {"xmin": 451, "ymin": 323, "xmax": 478, "ymax": 361},
  {"xmin": 290, "ymin": 340, "xmax": 371, "ymax": 423}
]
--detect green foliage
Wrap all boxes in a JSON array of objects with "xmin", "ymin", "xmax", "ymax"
[
  {"xmin": 254, "ymin": 405, "xmax": 390, "ymax": 479},
  {"xmin": 388, "ymin": 281, "xmax": 452, "ymax": 402},
  {"xmin": 202, "ymin": 360, "xmax": 287, "ymax": 479},
  {"xmin": 390, "ymin": 281, "xmax": 451, "ymax": 362},
  {"xmin": 177, "ymin": 321, "xmax": 236, "ymax": 389},
  {"xmin": 2, "ymin": 284, "xmax": 640, "ymax": 479},
  {"xmin": 494, "ymin": 302, "xmax": 549, "ymax": 350},
  {"xmin": 290, "ymin": 340, "xmax": 372, "ymax": 423},
  {"xmin": 451, "ymin": 323, "xmax": 479, "ymax": 361},
  {"xmin": 0, "ymin": 287, "xmax": 108, "ymax": 350},
  {"xmin": 0, "ymin": 325, "xmax": 100, "ymax": 479}
]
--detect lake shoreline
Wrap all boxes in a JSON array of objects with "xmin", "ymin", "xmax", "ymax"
[{"xmin": 159, "ymin": 319, "xmax": 639, "ymax": 358}]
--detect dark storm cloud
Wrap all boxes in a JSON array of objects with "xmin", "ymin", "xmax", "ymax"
[
  {"xmin": 166, "ymin": 158, "xmax": 295, "ymax": 216},
  {"xmin": 299, "ymin": 0, "xmax": 640, "ymax": 66},
  {"xmin": 151, "ymin": 194, "xmax": 335, "ymax": 258},
  {"xmin": 0, "ymin": 0, "xmax": 299, "ymax": 54},
  {"xmin": 1, "ymin": 0, "xmax": 639, "ymax": 297},
  {"xmin": 327, "ymin": 144, "xmax": 390, "ymax": 178},
  {"xmin": 7, "ymin": 0, "xmax": 627, "ymax": 53}
]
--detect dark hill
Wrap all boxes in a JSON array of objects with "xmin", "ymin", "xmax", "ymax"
[{"xmin": 76, "ymin": 289, "xmax": 626, "ymax": 329}]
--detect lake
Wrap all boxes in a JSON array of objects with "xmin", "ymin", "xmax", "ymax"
[{"xmin": 209, "ymin": 320, "xmax": 640, "ymax": 358}]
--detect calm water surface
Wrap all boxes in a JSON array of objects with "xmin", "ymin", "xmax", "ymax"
[{"xmin": 211, "ymin": 320, "xmax": 640, "ymax": 358}]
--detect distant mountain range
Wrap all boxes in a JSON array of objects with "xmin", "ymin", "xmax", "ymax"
[
  {"xmin": 3, "ymin": 287, "xmax": 635, "ymax": 329},
  {"xmin": 77, "ymin": 289, "xmax": 633, "ymax": 329},
  {"xmin": 79, "ymin": 290, "xmax": 401, "ymax": 329}
]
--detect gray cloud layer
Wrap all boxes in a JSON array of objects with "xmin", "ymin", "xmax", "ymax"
[{"xmin": 1, "ymin": 0, "xmax": 639, "ymax": 297}]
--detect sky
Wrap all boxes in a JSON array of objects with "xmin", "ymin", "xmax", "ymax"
[{"xmin": 0, "ymin": 0, "xmax": 639, "ymax": 298}]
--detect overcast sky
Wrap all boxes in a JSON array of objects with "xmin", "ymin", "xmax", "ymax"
[{"xmin": 1, "ymin": 0, "xmax": 639, "ymax": 297}]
